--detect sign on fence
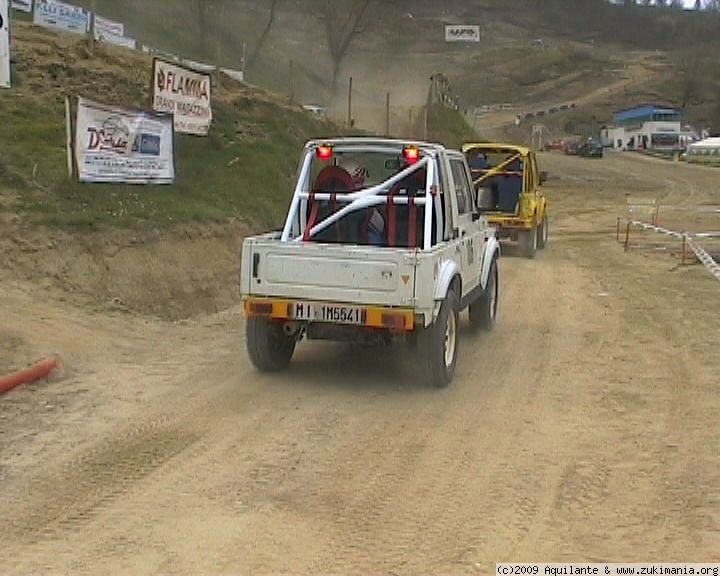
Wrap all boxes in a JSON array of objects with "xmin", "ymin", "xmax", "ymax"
[
  {"xmin": 0, "ymin": 0, "xmax": 9, "ymax": 89},
  {"xmin": 152, "ymin": 58, "xmax": 212, "ymax": 136},
  {"xmin": 93, "ymin": 14, "xmax": 123, "ymax": 37},
  {"xmin": 445, "ymin": 25, "xmax": 480, "ymax": 43},
  {"xmin": 34, "ymin": 0, "xmax": 90, "ymax": 35},
  {"xmin": 75, "ymin": 97, "xmax": 175, "ymax": 184},
  {"xmin": 11, "ymin": 0, "xmax": 31, "ymax": 13},
  {"xmin": 95, "ymin": 29, "xmax": 136, "ymax": 50}
]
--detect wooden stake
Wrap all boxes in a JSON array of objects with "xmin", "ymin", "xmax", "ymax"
[
  {"xmin": 624, "ymin": 221, "xmax": 631, "ymax": 252},
  {"xmin": 65, "ymin": 96, "xmax": 73, "ymax": 179}
]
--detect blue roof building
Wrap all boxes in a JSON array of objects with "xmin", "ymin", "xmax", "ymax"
[{"xmin": 613, "ymin": 104, "xmax": 681, "ymax": 126}]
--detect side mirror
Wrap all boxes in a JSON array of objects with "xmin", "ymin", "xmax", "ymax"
[
  {"xmin": 539, "ymin": 171, "xmax": 548, "ymax": 184},
  {"xmin": 475, "ymin": 187, "xmax": 494, "ymax": 211}
]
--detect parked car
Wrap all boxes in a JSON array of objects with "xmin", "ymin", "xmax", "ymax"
[{"xmin": 578, "ymin": 140, "xmax": 604, "ymax": 158}]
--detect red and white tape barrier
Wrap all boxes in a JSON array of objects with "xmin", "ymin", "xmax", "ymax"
[{"xmin": 628, "ymin": 220, "xmax": 720, "ymax": 284}]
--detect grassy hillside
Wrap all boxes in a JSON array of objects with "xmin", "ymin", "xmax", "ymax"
[
  {"xmin": 1, "ymin": 21, "xmax": 479, "ymax": 231},
  {"xmin": 50, "ymin": 0, "xmax": 719, "ymax": 137},
  {"xmin": 0, "ymin": 23, "xmax": 360, "ymax": 231}
]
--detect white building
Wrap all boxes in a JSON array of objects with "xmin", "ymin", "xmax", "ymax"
[{"xmin": 600, "ymin": 104, "xmax": 683, "ymax": 152}]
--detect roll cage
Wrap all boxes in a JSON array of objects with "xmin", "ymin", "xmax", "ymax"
[{"xmin": 280, "ymin": 140, "xmax": 451, "ymax": 251}]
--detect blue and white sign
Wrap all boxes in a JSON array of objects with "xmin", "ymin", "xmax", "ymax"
[
  {"xmin": 0, "ymin": 0, "xmax": 10, "ymax": 88},
  {"xmin": 75, "ymin": 97, "xmax": 176, "ymax": 184},
  {"xmin": 34, "ymin": 0, "xmax": 90, "ymax": 35}
]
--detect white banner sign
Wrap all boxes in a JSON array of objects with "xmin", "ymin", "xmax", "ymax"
[
  {"xmin": 221, "ymin": 68, "xmax": 244, "ymax": 83},
  {"xmin": 93, "ymin": 14, "xmax": 123, "ymax": 37},
  {"xmin": 34, "ymin": 0, "xmax": 90, "ymax": 35},
  {"xmin": 95, "ymin": 29, "xmax": 136, "ymax": 50},
  {"xmin": 0, "ymin": 0, "xmax": 9, "ymax": 89},
  {"xmin": 75, "ymin": 97, "xmax": 175, "ymax": 184},
  {"xmin": 152, "ymin": 59, "xmax": 212, "ymax": 136},
  {"xmin": 11, "ymin": 0, "xmax": 31, "ymax": 13},
  {"xmin": 445, "ymin": 25, "xmax": 480, "ymax": 43}
]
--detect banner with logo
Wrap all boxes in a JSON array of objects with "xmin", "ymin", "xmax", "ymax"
[
  {"xmin": 0, "ymin": 0, "xmax": 9, "ymax": 89},
  {"xmin": 11, "ymin": 0, "xmax": 31, "ymax": 13},
  {"xmin": 445, "ymin": 25, "xmax": 480, "ymax": 43},
  {"xmin": 34, "ymin": 0, "xmax": 90, "ymax": 35},
  {"xmin": 152, "ymin": 58, "xmax": 212, "ymax": 136},
  {"xmin": 75, "ymin": 97, "xmax": 175, "ymax": 184}
]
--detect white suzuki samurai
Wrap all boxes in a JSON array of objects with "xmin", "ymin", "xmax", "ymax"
[{"xmin": 240, "ymin": 138, "xmax": 501, "ymax": 387}]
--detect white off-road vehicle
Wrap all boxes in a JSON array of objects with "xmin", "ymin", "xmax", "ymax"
[{"xmin": 240, "ymin": 138, "xmax": 501, "ymax": 387}]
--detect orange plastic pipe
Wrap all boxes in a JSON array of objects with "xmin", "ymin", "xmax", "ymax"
[{"xmin": 0, "ymin": 357, "xmax": 60, "ymax": 395}]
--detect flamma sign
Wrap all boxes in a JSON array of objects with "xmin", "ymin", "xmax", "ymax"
[
  {"xmin": 0, "ymin": 0, "xmax": 9, "ymax": 88},
  {"xmin": 152, "ymin": 58, "xmax": 213, "ymax": 136}
]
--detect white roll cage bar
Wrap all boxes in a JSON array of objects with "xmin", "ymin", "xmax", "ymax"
[{"xmin": 280, "ymin": 144, "xmax": 445, "ymax": 251}]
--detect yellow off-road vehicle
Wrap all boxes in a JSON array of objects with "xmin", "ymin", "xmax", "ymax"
[{"xmin": 462, "ymin": 143, "xmax": 549, "ymax": 258}]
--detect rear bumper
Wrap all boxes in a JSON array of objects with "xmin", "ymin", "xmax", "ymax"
[{"xmin": 243, "ymin": 296, "xmax": 417, "ymax": 332}]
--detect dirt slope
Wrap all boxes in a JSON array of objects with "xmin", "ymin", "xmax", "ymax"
[{"xmin": 1, "ymin": 152, "xmax": 719, "ymax": 574}]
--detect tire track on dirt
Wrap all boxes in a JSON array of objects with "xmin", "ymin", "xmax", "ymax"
[{"xmin": 2, "ymin": 417, "xmax": 200, "ymax": 543}]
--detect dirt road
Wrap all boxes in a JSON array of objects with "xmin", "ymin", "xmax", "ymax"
[{"xmin": 1, "ymin": 153, "xmax": 719, "ymax": 575}]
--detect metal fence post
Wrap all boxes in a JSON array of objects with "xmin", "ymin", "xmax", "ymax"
[{"xmin": 624, "ymin": 221, "xmax": 631, "ymax": 252}]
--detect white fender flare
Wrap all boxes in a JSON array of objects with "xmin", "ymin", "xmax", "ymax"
[
  {"xmin": 480, "ymin": 236, "xmax": 501, "ymax": 290},
  {"xmin": 434, "ymin": 259, "xmax": 461, "ymax": 303}
]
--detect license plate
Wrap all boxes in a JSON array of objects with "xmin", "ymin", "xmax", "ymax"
[{"xmin": 291, "ymin": 302, "xmax": 367, "ymax": 325}]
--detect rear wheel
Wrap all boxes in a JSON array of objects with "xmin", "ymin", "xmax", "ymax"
[
  {"xmin": 246, "ymin": 317, "xmax": 296, "ymax": 372},
  {"xmin": 519, "ymin": 222, "xmax": 537, "ymax": 259},
  {"xmin": 422, "ymin": 288, "xmax": 459, "ymax": 388},
  {"xmin": 537, "ymin": 213, "xmax": 549, "ymax": 249},
  {"xmin": 469, "ymin": 258, "xmax": 499, "ymax": 332}
]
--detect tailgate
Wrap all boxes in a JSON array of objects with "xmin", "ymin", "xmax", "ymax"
[{"xmin": 241, "ymin": 239, "xmax": 417, "ymax": 308}]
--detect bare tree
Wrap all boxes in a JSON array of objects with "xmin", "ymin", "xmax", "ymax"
[
  {"xmin": 677, "ymin": 51, "xmax": 704, "ymax": 112},
  {"xmin": 321, "ymin": 0, "xmax": 372, "ymax": 91},
  {"xmin": 248, "ymin": 0, "xmax": 280, "ymax": 68}
]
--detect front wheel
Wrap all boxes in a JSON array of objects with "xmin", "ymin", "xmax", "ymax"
[
  {"xmin": 469, "ymin": 258, "xmax": 499, "ymax": 332},
  {"xmin": 422, "ymin": 288, "xmax": 459, "ymax": 388},
  {"xmin": 246, "ymin": 317, "xmax": 296, "ymax": 372},
  {"xmin": 537, "ymin": 213, "xmax": 549, "ymax": 249}
]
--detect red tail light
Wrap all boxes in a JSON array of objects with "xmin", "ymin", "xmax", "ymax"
[
  {"xmin": 403, "ymin": 146, "xmax": 420, "ymax": 164},
  {"xmin": 316, "ymin": 145, "xmax": 333, "ymax": 161}
]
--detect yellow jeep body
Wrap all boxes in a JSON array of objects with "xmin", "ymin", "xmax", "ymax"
[{"xmin": 462, "ymin": 143, "xmax": 549, "ymax": 257}]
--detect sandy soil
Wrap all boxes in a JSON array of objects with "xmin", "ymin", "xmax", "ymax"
[{"xmin": 1, "ymin": 152, "xmax": 719, "ymax": 575}]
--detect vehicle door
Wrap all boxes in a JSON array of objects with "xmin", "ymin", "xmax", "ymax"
[{"xmin": 447, "ymin": 153, "xmax": 482, "ymax": 294}]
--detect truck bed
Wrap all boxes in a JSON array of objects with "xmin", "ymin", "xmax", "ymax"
[{"xmin": 241, "ymin": 234, "xmax": 419, "ymax": 308}]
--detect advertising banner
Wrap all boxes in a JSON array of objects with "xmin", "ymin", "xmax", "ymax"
[
  {"xmin": 34, "ymin": 0, "xmax": 90, "ymax": 35},
  {"xmin": 93, "ymin": 14, "xmax": 123, "ymax": 37},
  {"xmin": 152, "ymin": 58, "xmax": 212, "ymax": 136},
  {"xmin": 0, "ymin": 0, "xmax": 9, "ymax": 89},
  {"xmin": 75, "ymin": 97, "xmax": 175, "ymax": 184},
  {"xmin": 445, "ymin": 25, "xmax": 480, "ymax": 43},
  {"xmin": 11, "ymin": 0, "xmax": 31, "ymax": 13},
  {"xmin": 95, "ymin": 29, "xmax": 136, "ymax": 50}
]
